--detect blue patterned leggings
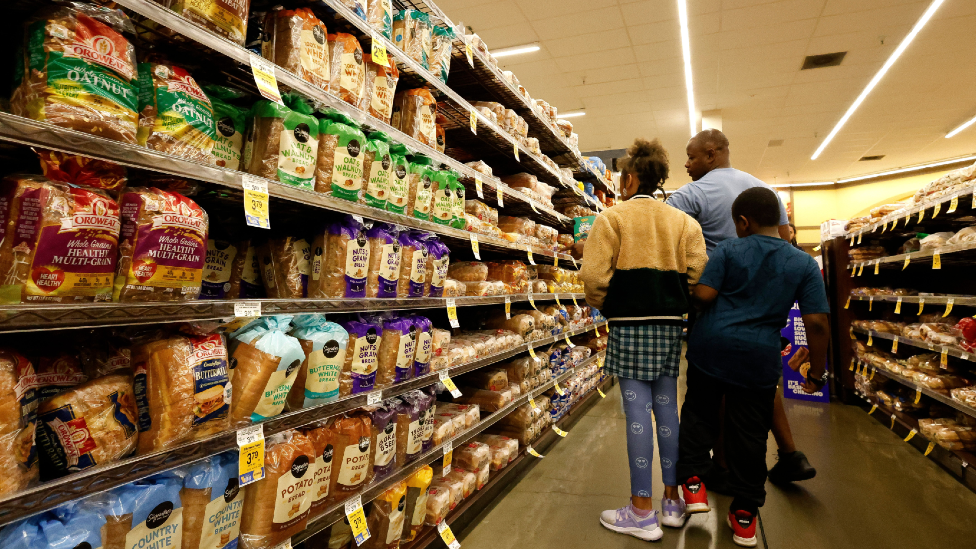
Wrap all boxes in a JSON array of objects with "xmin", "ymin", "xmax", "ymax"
[{"xmin": 619, "ymin": 376, "xmax": 680, "ymax": 496}]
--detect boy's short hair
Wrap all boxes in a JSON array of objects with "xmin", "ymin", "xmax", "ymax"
[{"xmin": 732, "ymin": 187, "xmax": 781, "ymax": 227}]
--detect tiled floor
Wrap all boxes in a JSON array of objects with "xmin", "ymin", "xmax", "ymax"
[{"xmin": 456, "ymin": 363, "xmax": 976, "ymax": 548}]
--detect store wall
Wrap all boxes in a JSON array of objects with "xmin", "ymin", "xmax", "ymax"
[{"xmin": 792, "ymin": 168, "xmax": 957, "ymax": 245}]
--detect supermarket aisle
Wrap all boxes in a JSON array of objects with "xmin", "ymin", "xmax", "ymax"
[{"xmin": 456, "ymin": 364, "xmax": 976, "ymax": 549}]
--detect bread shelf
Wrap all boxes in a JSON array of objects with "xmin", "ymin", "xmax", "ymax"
[
  {"xmin": 0, "ymin": 293, "xmax": 587, "ymax": 332},
  {"xmin": 845, "ymin": 185, "xmax": 976, "ymax": 242},
  {"xmin": 292, "ymin": 351, "xmax": 608, "ymax": 546},
  {"xmin": 853, "ymin": 355, "xmax": 976, "ymax": 419},
  {"xmin": 849, "ymin": 294, "xmax": 976, "ymax": 307},
  {"xmin": 848, "ymin": 241, "xmax": 976, "ymax": 272},
  {"xmin": 0, "ymin": 322, "xmax": 607, "ymax": 526},
  {"xmin": 851, "ymin": 327, "xmax": 975, "ymax": 363}
]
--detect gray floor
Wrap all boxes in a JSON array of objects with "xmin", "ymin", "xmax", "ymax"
[{"xmin": 457, "ymin": 361, "xmax": 976, "ymax": 548}]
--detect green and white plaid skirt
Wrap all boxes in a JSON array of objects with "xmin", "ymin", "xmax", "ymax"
[{"xmin": 605, "ymin": 323, "xmax": 683, "ymax": 381}]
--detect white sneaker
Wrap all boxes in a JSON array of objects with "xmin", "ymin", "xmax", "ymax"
[
  {"xmin": 661, "ymin": 497, "xmax": 687, "ymax": 528},
  {"xmin": 600, "ymin": 504, "xmax": 664, "ymax": 541}
]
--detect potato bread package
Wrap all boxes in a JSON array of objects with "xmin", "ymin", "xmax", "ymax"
[
  {"xmin": 325, "ymin": 414, "xmax": 373, "ymax": 505},
  {"xmin": 181, "ymin": 453, "xmax": 244, "ymax": 549},
  {"xmin": 301, "ymin": 422, "xmax": 335, "ymax": 518},
  {"xmin": 287, "ymin": 315, "xmax": 349, "ymax": 410},
  {"xmin": 228, "ymin": 316, "xmax": 306, "ymax": 424}
]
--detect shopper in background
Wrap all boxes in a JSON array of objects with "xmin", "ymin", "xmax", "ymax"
[
  {"xmin": 667, "ymin": 129, "xmax": 816, "ymax": 487},
  {"xmin": 580, "ymin": 138, "xmax": 707, "ymax": 541},
  {"xmin": 679, "ymin": 187, "xmax": 830, "ymax": 547},
  {"xmin": 788, "ymin": 223, "xmax": 801, "ymax": 248}
]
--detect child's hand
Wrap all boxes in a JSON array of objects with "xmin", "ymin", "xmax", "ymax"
[
  {"xmin": 787, "ymin": 347, "xmax": 809, "ymax": 371},
  {"xmin": 800, "ymin": 378, "xmax": 824, "ymax": 394}
]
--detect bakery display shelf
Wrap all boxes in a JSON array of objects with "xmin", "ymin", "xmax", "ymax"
[
  {"xmin": 292, "ymin": 350, "xmax": 608, "ymax": 546},
  {"xmin": 851, "ymin": 327, "xmax": 975, "ymax": 364},
  {"xmin": 845, "ymin": 186, "xmax": 976, "ymax": 242},
  {"xmin": 574, "ymin": 165, "xmax": 616, "ymax": 198},
  {"xmin": 0, "ymin": 322, "xmax": 607, "ymax": 526},
  {"xmin": 110, "ymin": 0, "xmax": 568, "ymax": 231},
  {"xmin": 0, "ymin": 293, "xmax": 585, "ymax": 332},
  {"xmin": 848, "ymin": 241, "xmax": 976, "ymax": 271},
  {"xmin": 863, "ymin": 365, "xmax": 976, "ymax": 421},
  {"xmin": 400, "ymin": 374, "xmax": 614, "ymax": 549},
  {"xmin": 849, "ymin": 294, "xmax": 976, "ymax": 308}
]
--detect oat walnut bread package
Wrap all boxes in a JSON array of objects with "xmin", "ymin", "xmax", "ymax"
[
  {"xmin": 203, "ymin": 85, "xmax": 249, "ymax": 170},
  {"xmin": 181, "ymin": 452, "xmax": 245, "ymax": 549},
  {"xmin": 113, "ymin": 187, "xmax": 208, "ymax": 302},
  {"xmin": 315, "ymin": 111, "xmax": 366, "ymax": 200},
  {"xmin": 136, "ymin": 61, "xmax": 217, "ymax": 164},
  {"xmin": 242, "ymin": 95, "xmax": 320, "ymax": 191},
  {"xmin": 0, "ymin": 349, "xmax": 39, "ymax": 496},
  {"xmin": 14, "ymin": 2, "xmax": 140, "ymax": 144},
  {"xmin": 360, "ymin": 132, "xmax": 394, "ymax": 209}
]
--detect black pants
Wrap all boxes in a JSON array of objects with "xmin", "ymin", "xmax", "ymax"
[{"xmin": 677, "ymin": 364, "xmax": 776, "ymax": 512}]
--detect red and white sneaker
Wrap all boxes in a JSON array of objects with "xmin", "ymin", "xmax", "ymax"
[
  {"xmin": 726, "ymin": 510, "xmax": 758, "ymax": 547},
  {"xmin": 681, "ymin": 477, "xmax": 710, "ymax": 514}
]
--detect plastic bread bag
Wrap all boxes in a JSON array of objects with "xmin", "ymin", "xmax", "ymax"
[
  {"xmin": 461, "ymin": 368, "xmax": 509, "ymax": 391},
  {"xmin": 420, "ymin": 387, "xmax": 437, "ymax": 452},
  {"xmin": 430, "ymin": 26, "xmax": 455, "ymax": 83},
  {"xmin": 397, "ymin": 231, "xmax": 428, "ymax": 298},
  {"xmin": 498, "ymin": 216, "xmax": 536, "ymax": 237},
  {"xmin": 464, "ymin": 280, "xmax": 499, "ymax": 296},
  {"xmin": 431, "ymin": 328, "xmax": 451, "ymax": 357},
  {"xmin": 340, "ymin": 318, "xmax": 382, "ymax": 395},
  {"xmin": 395, "ymin": 391, "xmax": 427, "ymax": 465},
  {"xmin": 535, "ymin": 224, "xmax": 558, "ymax": 248},
  {"xmin": 424, "ymin": 235, "xmax": 450, "ymax": 297},
  {"xmin": 368, "ymin": 0, "xmax": 394, "ymax": 38},
  {"xmin": 430, "ymin": 170, "xmax": 458, "ymax": 226},
  {"xmin": 240, "ymin": 430, "xmax": 315, "ymax": 549},
  {"xmin": 484, "ymin": 313, "xmax": 536, "ymax": 339},
  {"xmin": 423, "ymin": 486, "xmax": 450, "ymax": 526},
  {"xmin": 431, "ymin": 416, "xmax": 454, "ymax": 446},
  {"xmin": 453, "ymin": 388, "xmax": 510, "ymax": 412},
  {"xmin": 0, "ymin": 349, "xmax": 39, "ymax": 495},
  {"xmin": 228, "ymin": 316, "xmax": 305, "ymax": 424},
  {"xmin": 409, "ymin": 316, "xmax": 433, "ymax": 377},
  {"xmin": 362, "ymin": 480, "xmax": 407, "ymax": 549},
  {"xmin": 441, "ymin": 278, "xmax": 465, "ymax": 298},
  {"xmin": 386, "ymin": 143, "xmax": 411, "ymax": 215},
  {"xmin": 374, "ymin": 315, "xmax": 416, "ymax": 387},
  {"xmin": 448, "ymin": 261, "xmax": 488, "ymax": 282},
  {"xmin": 229, "ymin": 239, "xmax": 266, "ymax": 299},
  {"xmin": 200, "ymin": 239, "xmax": 241, "ymax": 300},
  {"xmin": 14, "ymin": 3, "xmax": 139, "ymax": 144},
  {"xmin": 181, "ymin": 453, "xmax": 244, "ymax": 549},
  {"xmin": 365, "ymin": 401, "xmax": 399, "ymax": 483},
  {"xmin": 361, "ymin": 54, "xmax": 400, "ymax": 124},
  {"xmin": 400, "ymin": 465, "xmax": 433, "ymax": 542},
  {"xmin": 328, "ymin": 33, "xmax": 366, "ymax": 106},
  {"xmin": 360, "ymin": 132, "xmax": 394, "ymax": 209},
  {"xmin": 35, "ymin": 148, "xmax": 127, "ymax": 196},
  {"xmin": 444, "ymin": 468, "xmax": 475, "ymax": 499},
  {"xmin": 366, "ymin": 223, "xmax": 402, "ymax": 299},
  {"xmin": 438, "ymin": 403, "xmax": 479, "ymax": 428},
  {"xmin": 136, "ymin": 60, "xmax": 216, "ymax": 164},
  {"xmin": 392, "ymin": 88, "xmax": 437, "ymax": 146},
  {"xmin": 261, "ymin": 8, "xmax": 330, "ymax": 90},
  {"xmin": 242, "ymin": 95, "xmax": 319, "ymax": 190},
  {"xmin": 486, "ymin": 260, "xmax": 528, "ymax": 293},
  {"xmin": 287, "ymin": 315, "xmax": 349, "ymax": 410},
  {"xmin": 325, "ymin": 414, "xmax": 373, "ymax": 504},
  {"xmin": 301, "ymin": 422, "xmax": 335, "ymax": 518},
  {"xmin": 429, "ymin": 476, "xmax": 463, "ymax": 509},
  {"xmin": 0, "ymin": 504, "xmax": 94, "ymax": 549},
  {"xmin": 392, "ymin": 10, "xmax": 432, "ymax": 68},
  {"xmin": 407, "ymin": 155, "xmax": 436, "ymax": 220},
  {"xmin": 0, "ymin": 176, "xmax": 121, "ymax": 304},
  {"xmin": 199, "ymin": 85, "xmax": 248, "ymax": 170},
  {"xmin": 313, "ymin": 215, "xmax": 369, "ymax": 298},
  {"xmin": 315, "ymin": 111, "xmax": 366, "ymax": 199},
  {"xmin": 257, "ymin": 236, "xmax": 312, "ymax": 298}
]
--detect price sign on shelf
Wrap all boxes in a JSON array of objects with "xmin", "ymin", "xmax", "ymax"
[
  {"xmin": 941, "ymin": 348, "xmax": 949, "ymax": 368},
  {"xmin": 933, "ymin": 251, "xmax": 941, "ymax": 270},
  {"xmin": 869, "ymin": 296, "xmax": 873, "ymax": 311},
  {"xmin": 565, "ymin": 333, "xmax": 573, "ymax": 346},
  {"xmin": 903, "ymin": 256, "xmax": 910, "ymax": 271},
  {"xmin": 248, "ymin": 53, "xmax": 283, "ymax": 104},
  {"xmin": 918, "ymin": 298, "xmax": 925, "ymax": 314},
  {"xmin": 446, "ymin": 298, "xmax": 460, "ymax": 328},
  {"xmin": 873, "ymin": 261, "xmax": 880, "ymax": 275},
  {"xmin": 845, "ymin": 296, "xmax": 851, "ymax": 309},
  {"xmin": 933, "ymin": 202, "xmax": 942, "ymax": 218},
  {"xmin": 597, "ymin": 387, "xmax": 606, "ymax": 398},
  {"xmin": 345, "ymin": 496, "xmax": 370, "ymax": 546},
  {"xmin": 526, "ymin": 248, "xmax": 536, "ymax": 265},
  {"xmin": 475, "ymin": 177, "xmax": 484, "ymax": 199},
  {"xmin": 528, "ymin": 294, "xmax": 537, "ymax": 310},
  {"xmin": 554, "ymin": 381, "xmax": 565, "ymax": 396},
  {"xmin": 892, "ymin": 337, "xmax": 898, "ymax": 353},
  {"xmin": 529, "ymin": 397, "xmax": 541, "ymax": 414},
  {"xmin": 849, "ymin": 358, "xmax": 856, "ymax": 372},
  {"xmin": 857, "ymin": 233, "xmax": 863, "ymax": 244},
  {"xmin": 553, "ymin": 425, "xmax": 568, "ymax": 438},
  {"xmin": 234, "ymin": 302, "xmax": 261, "ymax": 318},
  {"xmin": 469, "ymin": 234, "xmax": 480, "ymax": 260},
  {"xmin": 857, "ymin": 263, "xmax": 864, "ymax": 276},
  {"xmin": 439, "ymin": 370, "xmax": 463, "ymax": 398},
  {"xmin": 237, "ymin": 425, "xmax": 265, "ymax": 486},
  {"xmin": 442, "ymin": 441, "xmax": 453, "ymax": 476},
  {"xmin": 555, "ymin": 294, "xmax": 562, "ymax": 307},
  {"xmin": 914, "ymin": 388, "xmax": 922, "ymax": 405},
  {"xmin": 505, "ymin": 296, "xmax": 511, "ymax": 319},
  {"xmin": 370, "ymin": 35, "xmax": 389, "ymax": 67},
  {"xmin": 530, "ymin": 201, "xmax": 539, "ymax": 214},
  {"xmin": 527, "ymin": 446, "xmax": 545, "ymax": 458},
  {"xmin": 528, "ymin": 346, "xmax": 538, "ymax": 360},
  {"xmin": 496, "ymin": 186, "xmax": 504, "ymax": 208},
  {"xmin": 437, "ymin": 521, "xmax": 461, "ymax": 549},
  {"xmin": 513, "ymin": 142, "xmax": 520, "ymax": 161},
  {"xmin": 943, "ymin": 298, "xmax": 954, "ymax": 317},
  {"xmin": 469, "ymin": 110, "xmax": 477, "ymax": 134},
  {"xmin": 465, "ymin": 39, "xmax": 474, "ymax": 67},
  {"xmin": 905, "ymin": 429, "xmax": 918, "ymax": 442},
  {"xmin": 867, "ymin": 333, "xmax": 873, "ymax": 346},
  {"xmin": 925, "ymin": 441, "xmax": 936, "ymax": 456},
  {"xmin": 869, "ymin": 404, "xmax": 877, "ymax": 415},
  {"xmin": 918, "ymin": 209, "xmax": 925, "ymax": 223},
  {"xmin": 895, "ymin": 297, "xmax": 902, "ymax": 314},
  {"xmin": 948, "ymin": 196, "xmax": 959, "ymax": 213},
  {"xmin": 242, "ymin": 176, "xmax": 270, "ymax": 229}
]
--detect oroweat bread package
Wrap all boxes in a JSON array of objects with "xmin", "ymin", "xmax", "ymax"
[
  {"xmin": 114, "ymin": 187, "xmax": 208, "ymax": 302},
  {"xmin": 0, "ymin": 175, "xmax": 121, "ymax": 304},
  {"xmin": 286, "ymin": 315, "xmax": 349, "ymax": 410},
  {"xmin": 262, "ymin": 8, "xmax": 330, "ymax": 90},
  {"xmin": 228, "ymin": 316, "xmax": 306, "ymax": 424},
  {"xmin": 181, "ymin": 453, "xmax": 244, "ymax": 549},
  {"xmin": 0, "ymin": 349, "xmax": 39, "ymax": 496},
  {"xmin": 339, "ymin": 318, "xmax": 382, "ymax": 396},
  {"xmin": 163, "ymin": 0, "xmax": 251, "ymax": 45},
  {"xmin": 239, "ymin": 429, "xmax": 315, "ymax": 549},
  {"xmin": 315, "ymin": 112, "xmax": 366, "ymax": 200},
  {"xmin": 242, "ymin": 95, "xmax": 320, "ymax": 191},
  {"xmin": 136, "ymin": 60, "xmax": 217, "ymax": 164}
]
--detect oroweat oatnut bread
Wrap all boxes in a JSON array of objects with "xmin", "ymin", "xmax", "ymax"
[
  {"xmin": 164, "ymin": 0, "xmax": 251, "ymax": 45},
  {"xmin": 136, "ymin": 61, "xmax": 217, "ymax": 164}
]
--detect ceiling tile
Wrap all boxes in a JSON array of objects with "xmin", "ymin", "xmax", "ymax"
[{"xmin": 530, "ymin": 7, "xmax": 626, "ymax": 41}]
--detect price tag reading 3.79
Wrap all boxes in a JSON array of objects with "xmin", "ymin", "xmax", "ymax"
[{"xmin": 237, "ymin": 424, "xmax": 265, "ymax": 486}]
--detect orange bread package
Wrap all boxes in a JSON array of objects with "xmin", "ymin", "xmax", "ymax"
[
  {"xmin": 326, "ymin": 414, "xmax": 373, "ymax": 505},
  {"xmin": 329, "ymin": 33, "xmax": 366, "ymax": 106},
  {"xmin": 360, "ymin": 54, "xmax": 400, "ymax": 124},
  {"xmin": 36, "ymin": 149, "xmax": 128, "ymax": 194},
  {"xmin": 0, "ymin": 175, "xmax": 121, "ymax": 304},
  {"xmin": 391, "ymin": 89, "xmax": 436, "ymax": 146},
  {"xmin": 0, "ymin": 349, "xmax": 39, "ymax": 496},
  {"xmin": 303, "ymin": 423, "xmax": 336, "ymax": 519},
  {"xmin": 239, "ymin": 429, "xmax": 316, "ymax": 549},
  {"xmin": 114, "ymin": 187, "xmax": 208, "ymax": 302},
  {"xmin": 262, "ymin": 8, "xmax": 331, "ymax": 91}
]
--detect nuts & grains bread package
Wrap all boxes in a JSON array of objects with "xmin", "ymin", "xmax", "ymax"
[
  {"xmin": 228, "ymin": 316, "xmax": 306, "ymax": 424},
  {"xmin": 339, "ymin": 318, "xmax": 382, "ymax": 395},
  {"xmin": 136, "ymin": 60, "xmax": 217, "ymax": 164},
  {"xmin": 257, "ymin": 236, "xmax": 312, "ymax": 299},
  {"xmin": 301, "ymin": 422, "xmax": 335, "ymax": 519},
  {"xmin": 396, "ymin": 231, "xmax": 428, "ymax": 298},
  {"xmin": 365, "ymin": 400, "xmax": 399, "ymax": 482},
  {"xmin": 421, "ymin": 234, "xmax": 449, "ymax": 297},
  {"xmin": 386, "ymin": 143, "xmax": 411, "ymax": 215},
  {"xmin": 315, "ymin": 111, "xmax": 366, "ymax": 200},
  {"xmin": 368, "ymin": 0, "xmax": 395, "ymax": 39},
  {"xmin": 393, "ymin": 10, "xmax": 432, "ymax": 69},
  {"xmin": 15, "ymin": 2, "xmax": 139, "ymax": 144},
  {"xmin": 286, "ymin": 315, "xmax": 348, "ymax": 410},
  {"xmin": 181, "ymin": 452, "xmax": 245, "ymax": 549},
  {"xmin": 363, "ymin": 480, "xmax": 407, "ymax": 549},
  {"xmin": 239, "ymin": 430, "xmax": 316, "ymax": 549},
  {"xmin": 392, "ymin": 88, "xmax": 437, "ymax": 146},
  {"xmin": 407, "ymin": 156, "xmax": 436, "ymax": 221},
  {"xmin": 0, "ymin": 175, "xmax": 121, "ymax": 304},
  {"xmin": 360, "ymin": 132, "xmax": 394, "ymax": 209},
  {"xmin": 328, "ymin": 33, "xmax": 367, "ymax": 106},
  {"xmin": 132, "ymin": 332, "xmax": 230, "ymax": 452},
  {"xmin": 366, "ymin": 223, "xmax": 402, "ymax": 299},
  {"xmin": 401, "ymin": 465, "xmax": 433, "ymax": 542},
  {"xmin": 376, "ymin": 315, "xmax": 418, "ymax": 386},
  {"xmin": 114, "ymin": 187, "xmax": 207, "ymax": 302},
  {"xmin": 262, "ymin": 8, "xmax": 330, "ymax": 91},
  {"xmin": 242, "ymin": 94, "xmax": 320, "ymax": 190},
  {"xmin": 35, "ymin": 373, "xmax": 138, "ymax": 478},
  {"xmin": 163, "ymin": 0, "xmax": 251, "ymax": 45},
  {"xmin": 325, "ymin": 414, "xmax": 373, "ymax": 505},
  {"xmin": 0, "ymin": 349, "xmax": 39, "ymax": 496},
  {"xmin": 201, "ymin": 239, "xmax": 238, "ymax": 300},
  {"xmin": 310, "ymin": 215, "xmax": 369, "ymax": 298},
  {"xmin": 203, "ymin": 85, "xmax": 249, "ymax": 170},
  {"xmin": 361, "ymin": 54, "xmax": 400, "ymax": 124},
  {"xmin": 395, "ymin": 391, "xmax": 428, "ymax": 466}
]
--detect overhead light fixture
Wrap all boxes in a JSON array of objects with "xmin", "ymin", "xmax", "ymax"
[
  {"xmin": 811, "ymin": 0, "xmax": 945, "ymax": 160},
  {"xmin": 676, "ymin": 0, "xmax": 697, "ymax": 138},
  {"xmin": 557, "ymin": 110, "xmax": 586, "ymax": 119},
  {"xmin": 946, "ymin": 114, "xmax": 976, "ymax": 138},
  {"xmin": 837, "ymin": 154, "xmax": 976, "ymax": 183},
  {"xmin": 491, "ymin": 43, "xmax": 540, "ymax": 58}
]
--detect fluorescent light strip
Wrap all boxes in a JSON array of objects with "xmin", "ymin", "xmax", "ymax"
[
  {"xmin": 676, "ymin": 0, "xmax": 697, "ymax": 137},
  {"xmin": 491, "ymin": 44, "xmax": 540, "ymax": 58},
  {"xmin": 837, "ymin": 155, "xmax": 976, "ymax": 183},
  {"xmin": 811, "ymin": 0, "xmax": 945, "ymax": 160},
  {"xmin": 946, "ymin": 114, "xmax": 976, "ymax": 138},
  {"xmin": 557, "ymin": 111, "xmax": 586, "ymax": 119}
]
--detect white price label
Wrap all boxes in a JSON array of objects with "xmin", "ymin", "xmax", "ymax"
[
  {"xmin": 248, "ymin": 54, "xmax": 283, "ymax": 104},
  {"xmin": 439, "ymin": 371, "xmax": 463, "ymax": 398},
  {"xmin": 234, "ymin": 302, "xmax": 261, "ymax": 318},
  {"xmin": 437, "ymin": 520, "xmax": 461, "ymax": 549},
  {"xmin": 367, "ymin": 390, "xmax": 382, "ymax": 405},
  {"xmin": 442, "ymin": 441, "xmax": 453, "ymax": 476},
  {"xmin": 475, "ymin": 177, "xmax": 484, "ymax": 199}
]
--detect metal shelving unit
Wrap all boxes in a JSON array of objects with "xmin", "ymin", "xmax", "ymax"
[
  {"xmin": 845, "ymin": 184, "xmax": 976, "ymax": 242},
  {"xmin": 852, "ymin": 327, "xmax": 974, "ymax": 364}
]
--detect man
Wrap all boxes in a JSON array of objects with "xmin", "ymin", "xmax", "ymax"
[{"xmin": 667, "ymin": 129, "xmax": 816, "ymax": 487}]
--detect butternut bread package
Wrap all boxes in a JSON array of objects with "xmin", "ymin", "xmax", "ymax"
[
  {"xmin": 339, "ymin": 319, "xmax": 382, "ymax": 395},
  {"xmin": 396, "ymin": 231, "xmax": 427, "ymax": 298},
  {"xmin": 366, "ymin": 223, "xmax": 402, "ymax": 299},
  {"xmin": 406, "ymin": 156, "xmax": 435, "ymax": 221},
  {"xmin": 365, "ymin": 401, "xmax": 399, "ymax": 483},
  {"xmin": 302, "ymin": 423, "xmax": 335, "ymax": 518},
  {"xmin": 257, "ymin": 236, "xmax": 311, "ymax": 298},
  {"xmin": 35, "ymin": 373, "xmax": 138, "ymax": 479},
  {"xmin": 392, "ymin": 88, "xmax": 436, "ymax": 146},
  {"xmin": 386, "ymin": 144, "xmax": 411, "ymax": 215},
  {"xmin": 163, "ymin": 0, "xmax": 250, "ymax": 44},
  {"xmin": 14, "ymin": 2, "xmax": 139, "ymax": 144},
  {"xmin": 310, "ymin": 215, "xmax": 369, "ymax": 299},
  {"xmin": 360, "ymin": 132, "xmax": 394, "ymax": 209},
  {"xmin": 240, "ymin": 430, "xmax": 316, "ymax": 549},
  {"xmin": 242, "ymin": 95, "xmax": 320, "ymax": 191},
  {"xmin": 401, "ymin": 465, "xmax": 433, "ymax": 542},
  {"xmin": 325, "ymin": 414, "xmax": 373, "ymax": 505},
  {"xmin": 262, "ymin": 8, "xmax": 330, "ymax": 90},
  {"xmin": 99, "ymin": 472, "xmax": 185, "ymax": 549},
  {"xmin": 363, "ymin": 481, "xmax": 407, "ymax": 549},
  {"xmin": 114, "ymin": 187, "xmax": 208, "ymax": 302},
  {"xmin": 328, "ymin": 33, "xmax": 366, "ymax": 106},
  {"xmin": 376, "ymin": 315, "xmax": 417, "ymax": 386},
  {"xmin": 181, "ymin": 453, "xmax": 245, "ymax": 549},
  {"xmin": 36, "ymin": 149, "xmax": 128, "ymax": 195},
  {"xmin": 360, "ymin": 54, "xmax": 400, "ymax": 124},
  {"xmin": 286, "ymin": 315, "xmax": 349, "ymax": 410},
  {"xmin": 392, "ymin": 10, "xmax": 432, "ymax": 69},
  {"xmin": 133, "ymin": 332, "xmax": 230, "ymax": 453},
  {"xmin": 315, "ymin": 112, "xmax": 366, "ymax": 200},
  {"xmin": 0, "ymin": 175, "xmax": 121, "ymax": 304},
  {"xmin": 0, "ymin": 349, "xmax": 39, "ymax": 496},
  {"xmin": 368, "ymin": 0, "xmax": 394, "ymax": 39},
  {"xmin": 136, "ymin": 61, "xmax": 217, "ymax": 164},
  {"xmin": 228, "ymin": 316, "xmax": 306, "ymax": 424},
  {"xmin": 204, "ymin": 85, "xmax": 249, "ymax": 170}
]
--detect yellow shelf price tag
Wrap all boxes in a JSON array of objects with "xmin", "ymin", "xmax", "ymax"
[
  {"xmin": 857, "ymin": 233, "xmax": 863, "ymax": 244},
  {"xmin": 439, "ymin": 370, "xmax": 463, "ymax": 398},
  {"xmin": 890, "ymin": 414, "xmax": 896, "ymax": 429},
  {"xmin": 925, "ymin": 441, "xmax": 936, "ymax": 456},
  {"xmin": 845, "ymin": 296, "xmax": 851, "ymax": 309},
  {"xmin": 529, "ymin": 397, "xmax": 541, "ymax": 413},
  {"xmin": 505, "ymin": 296, "xmax": 511, "ymax": 319},
  {"xmin": 496, "ymin": 186, "xmax": 504, "ymax": 208},
  {"xmin": 529, "ymin": 201, "xmax": 539, "ymax": 214},
  {"xmin": 867, "ymin": 333, "xmax": 873, "ymax": 346},
  {"xmin": 948, "ymin": 196, "xmax": 958, "ymax": 213},
  {"xmin": 857, "ymin": 263, "xmax": 864, "ymax": 276},
  {"xmin": 469, "ymin": 234, "xmax": 480, "ymax": 260},
  {"xmin": 554, "ymin": 253, "xmax": 559, "ymax": 267},
  {"xmin": 903, "ymin": 256, "xmax": 910, "ymax": 270},
  {"xmin": 527, "ymin": 446, "xmax": 544, "ymax": 458},
  {"xmin": 891, "ymin": 218, "xmax": 898, "ymax": 230},
  {"xmin": 849, "ymin": 358, "xmax": 856, "ymax": 372},
  {"xmin": 446, "ymin": 298, "xmax": 460, "ymax": 328},
  {"xmin": 345, "ymin": 496, "xmax": 371, "ymax": 546},
  {"xmin": 895, "ymin": 297, "xmax": 902, "ymax": 314},
  {"xmin": 873, "ymin": 261, "xmax": 880, "ymax": 275},
  {"xmin": 442, "ymin": 441, "xmax": 453, "ymax": 476},
  {"xmin": 918, "ymin": 298, "xmax": 925, "ymax": 314},
  {"xmin": 237, "ymin": 425, "xmax": 265, "ymax": 486},
  {"xmin": 370, "ymin": 35, "xmax": 389, "ymax": 67},
  {"xmin": 869, "ymin": 404, "xmax": 878, "ymax": 415},
  {"xmin": 892, "ymin": 337, "xmax": 898, "ymax": 353},
  {"xmin": 553, "ymin": 425, "xmax": 568, "ymax": 438},
  {"xmin": 554, "ymin": 381, "xmax": 565, "ymax": 396},
  {"xmin": 513, "ymin": 141, "xmax": 520, "ymax": 161},
  {"xmin": 904, "ymin": 429, "xmax": 918, "ymax": 442},
  {"xmin": 869, "ymin": 367, "xmax": 876, "ymax": 380},
  {"xmin": 555, "ymin": 294, "xmax": 562, "ymax": 307},
  {"xmin": 881, "ymin": 221, "xmax": 887, "ymax": 233},
  {"xmin": 243, "ymin": 176, "xmax": 271, "ymax": 229},
  {"xmin": 933, "ymin": 251, "xmax": 941, "ymax": 270},
  {"xmin": 469, "ymin": 110, "xmax": 477, "ymax": 134},
  {"xmin": 914, "ymin": 388, "xmax": 922, "ymax": 405},
  {"xmin": 941, "ymin": 348, "xmax": 949, "ymax": 368},
  {"xmin": 248, "ymin": 53, "xmax": 283, "ymax": 104},
  {"xmin": 464, "ymin": 37, "xmax": 474, "ymax": 67},
  {"xmin": 528, "ymin": 294, "xmax": 537, "ymax": 310},
  {"xmin": 528, "ymin": 346, "xmax": 538, "ymax": 360},
  {"xmin": 526, "ymin": 248, "xmax": 536, "ymax": 265},
  {"xmin": 437, "ymin": 520, "xmax": 461, "ymax": 549},
  {"xmin": 572, "ymin": 295, "xmax": 579, "ymax": 307},
  {"xmin": 943, "ymin": 298, "xmax": 954, "ymax": 317},
  {"xmin": 475, "ymin": 177, "xmax": 484, "ymax": 199},
  {"xmin": 849, "ymin": 326, "xmax": 856, "ymax": 340},
  {"xmin": 597, "ymin": 387, "xmax": 606, "ymax": 398},
  {"xmin": 933, "ymin": 202, "xmax": 941, "ymax": 218},
  {"xmin": 565, "ymin": 333, "xmax": 573, "ymax": 346},
  {"xmin": 918, "ymin": 209, "xmax": 925, "ymax": 223},
  {"xmin": 869, "ymin": 296, "xmax": 873, "ymax": 311}
]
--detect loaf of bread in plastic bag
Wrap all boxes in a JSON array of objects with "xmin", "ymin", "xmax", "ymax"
[{"xmin": 447, "ymin": 261, "xmax": 488, "ymax": 282}]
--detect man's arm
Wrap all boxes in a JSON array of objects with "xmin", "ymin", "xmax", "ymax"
[
  {"xmin": 690, "ymin": 284, "xmax": 718, "ymax": 309},
  {"xmin": 778, "ymin": 224, "xmax": 791, "ymax": 241},
  {"xmin": 799, "ymin": 313, "xmax": 830, "ymax": 393}
]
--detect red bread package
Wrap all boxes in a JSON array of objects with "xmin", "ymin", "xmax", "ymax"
[
  {"xmin": 0, "ymin": 175, "xmax": 121, "ymax": 304},
  {"xmin": 113, "ymin": 187, "xmax": 208, "ymax": 302},
  {"xmin": 36, "ymin": 149, "xmax": 127, "ymax": 194}
]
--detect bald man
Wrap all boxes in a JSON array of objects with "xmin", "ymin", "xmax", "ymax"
[{"xmin": 668, "ymin": 130, "xmax": 816, "ymax": 488}]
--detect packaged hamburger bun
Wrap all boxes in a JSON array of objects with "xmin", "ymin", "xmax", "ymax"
[
  {"xmin": 360, "ymin": 132, "xmax": 394, "ymax": 210},
  {"xmin": 286, "ymin": 315, "xmax": 349, "ymax": 410},
  {"xmin": 315, "ymin": 112, "xmax": 366, "ymax": 200},
  {"xmin": 262, "ymin": 8, "xmax": 330, "ymax": 90},
  {"xmin": 181, "ymin": 453, "xmax": 245, "ymax": 549},
  {"xmin": 242, "ymin": 94, "xmax": 320, "ymax": 191},
  {"xmin": 0, "ymin": 349, "xmax": 39, "ymax": 496},
  {"xmin": 135, "ymin": 60, "xmax": 217, "ymax": 164},
  {"xmin": 228, "ymin": 316, "xmax": 306, "ymax": 424}
]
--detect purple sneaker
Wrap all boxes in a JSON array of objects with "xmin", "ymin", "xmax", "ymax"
[
  {"xmin": 600, "ymin": 505, "xmax": 663, "ymax": 541},
  {"xmin": 661, "ymin": 497, "xmax": 687, "ymax": 528}
]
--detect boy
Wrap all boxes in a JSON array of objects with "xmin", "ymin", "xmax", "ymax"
[{"xmin": 677, "ymin": 187, "xmax": 830, "ymax": 547}]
